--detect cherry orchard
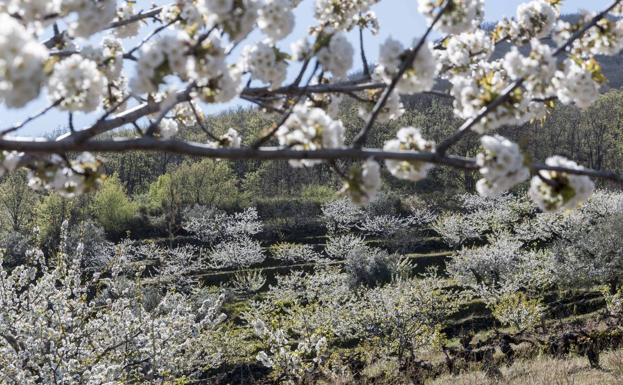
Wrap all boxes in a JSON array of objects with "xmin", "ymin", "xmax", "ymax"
[{"xmin": 1, "ymin": 0, "xmax": 623, "ymax": 211}]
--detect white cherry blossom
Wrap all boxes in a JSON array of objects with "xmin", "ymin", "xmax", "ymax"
[
  {"xmin": 476, "ymin": 135, "xmax": 530, "ymax": 197},
  {"xmin": 529, "ymin": 156, "xmax": 595, "ymax": 212},
  {"xmin": 48, "ymin": 54, "xmax": 106, "ymax": 112},
  {"xmin": 383, "ymin": 127, "xmax": 435, "ymax": 182}
]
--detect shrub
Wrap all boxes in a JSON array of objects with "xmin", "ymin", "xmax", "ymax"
[
  {"xmin": 321, "ymin": 198, "xmax": 364, "ymax": 234},
  {"xmin": 0, "ymin": 231, "xmax": 34, "ymax": 267},
  {"xmin": 492, "ymin": 292, "xmax": 544, "ymax": 332},
  {"xmin": 301, "ymin": 184, "xmax": 337, "ymax": 203},
  {"xmin": 325, "ymin": 233, "xmax": 367, "ymax": 259},
  {"xmin": 90, "ymin": 175, "xmax": 137, "ymax": 234},
  {"xmin": 344, "ymin": 245, "xmax": 398, "ymax": 287},
  {"xmin": 270, "ymin": 242, "xmax": 323, "ymax": 263}
]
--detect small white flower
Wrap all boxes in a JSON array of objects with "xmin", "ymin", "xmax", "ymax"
[
  {"xmin": 516, "ymin": 0, "xmax": 557, "ymax": 39},
  {"xmin": 130, "ymin": 33, "xmax": 193, "ymax": 94},
  {"xmin": 383, "ymin": 127, "xmax": 435, "ymax": 182},
  {"xmin": 476, "ymin": 135, "xmax": 530, "ymax": 197},
  {"xmin": 115, "ymin": 2, "xmax": 141, "ymax": 38},
  {"xmin": 65, "ymin": 0, "xmax": 117, "ymax": 38},
  {"xmin": 215, "ymin": 128, "xmax": 242, "ymax": 148},
  {"xmin": 316, "ymin": 32, "xmax": 354, "ymax": 79},
  {"xmin": 418, "ymin": 0, "xmax": 484, "ymax": 34},
  {"xmin": 439, "ymin": 29, "xmax": 493, "ymax": 71},
  {"xmin": 277, "ymin": 104, "xmax": 345, "ymax": 168},
  {"xmin": 0, "ymin": 151, "xmax": 22, "ymax": 177},
  {"xmin": 290, "ymin": 37, "xmax": 311, "ymax": 61},
  {"xmin": 375, "ymin": 37, "xmax": 436, "ymax": 94},
  {"xmin": 344, "ymin": 159, "xmax": 382, "ymax": 205},
  {"xmin": 552, "ymin": 59, "xmax": 601, "ymax": 109},
  {"xmin": 159, "ymin": 119, "xmax": 179, "ymax": 140},
  {"xmin": 242, "ymin": 42, "xmax": 288, "ymax": 89},
  {"xmin": 0, "ymin": 14, "xmax": 48, "ymax": 108},
  {"xmin": 258, "ymin": 0, "xmax": 296, "ymax": 42},
  {"xmin": 203, "ymin": 0, "xmax": 234, "ymax": 15},
  {"xmin": 529, "ymin": 156, "xmax": 595, "ymax": 212}
]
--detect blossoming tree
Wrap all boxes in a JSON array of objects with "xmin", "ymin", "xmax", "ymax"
[{"xmin": 1, "ymin": 0, "xmax": 623, "ymax": 210}]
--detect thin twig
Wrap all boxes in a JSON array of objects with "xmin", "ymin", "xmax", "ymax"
[
  {"xmin": 124, "ymin": 16, "xmax": 180, "ymax": 60},
  {"xmin": 251, "ymin": 61, "xmax": 320, "ymax": 149},
  {"xmin": 187, "ymin": 102, "xmax": 220, "ymax": 141},
  {"xmin": 145, "ymin": 82, "xmax": 197, "ymax": 136},
  {"xmin": 5, "ymin": 139, "xmax": 623, "ymax": 184},
  {"xmin": 0, "ymin": 99, "xmax": 63, "ymax": 137},
  {"xmin": 352, "ymin": 0, "xmax": 452, "ymax": 148},
  {"xmin": 43, "ymin": 6, "xmax": 166, "ymax": 48},
  {"xmin": 359, "ymin": 25, "xmax": 371, "ymax": 78}
]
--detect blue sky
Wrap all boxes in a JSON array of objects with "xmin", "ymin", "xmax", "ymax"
[{"xmin": 1, "ymin": 0, "xmax": 613, "ymax": 136}]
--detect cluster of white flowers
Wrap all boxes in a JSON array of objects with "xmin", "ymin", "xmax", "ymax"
[
  {"xmin": 343, "ymin": 159, "xmax": 382, "ymax": 205},
  {"xmin": 516, "ymin": 0, "xmax": 557, "ymax": 39},
  {"xmin": 0, "ymin": 243, "xmax": 226, "ymax": 383},
  {"xmin": 28, "ymin": 153, "xmax": 106, "ymax": 198},
  {"xmin": 193, "ymin": 34, "xmax": 227, "ymax": 80},
  {"xmin": 159, "ymin": 118, "xmax": 179, "ymax": 139},
  {"xmin": 258, "ymin": 0, "xmax": 296, "ymax": 41},
  {"xmin": 242, "ymin": 42, "xmax": 288, "ymax": 89},
  {"xmin": 376, "ymin": 37, "xmax": 437, "ymax": 94},
  {"xmin": 191, "ymin": 34, "xmax": 242, "ymax": 103},
  {"xmin": 114, "ymin": 1, "xmax": 141, "ymax": 38},
  {"xmin": 451, "ymin": 60, "xmax": 531, "ymax": 133},
  {"xmin": 199, "ymin": 64, "xmax": 243, "ymax": 103},
  {"xmin": 0, "ymin": 151, "xmax": 22, "ymax": 177},
  {"xmin": 475, "ymin": 135, "xmax": 530, "ymax": 197},
  {"xmin": 290, "ymin": 36, "xmax": 312, "ymax": 61},
  {"xmin": 48, "ymin": 54, "xmax": 106, "ymax": 112},
  {"xmin": 277, "ymin": 104, "xmax": 345, "ymax": 167},
  {"xmin": 253, "ymin": 318, "xmax": 328, "ymax": 379},
  {"xmin": 574, "ymin": 16, "xmax": 623, "ymax": 56},
  {"xmin": 173, "ymin": 99, "xmax": 204, "ymax": 126},
  {"xmin": 0, "ymin": 14, "xmax": 48, "ymax": 108},
  {"xmin": 496, "ymin": 0, "xmax": 557, "ymax": 44},
  {"xmin": 552, "ymin": 59, "xmax": 602, "ymax": 109},
  {"xmin": 217, "ymin": 128, "xmax": 242, "ymax": 148},
  {"xmin": 81, "ymin": 37, "xmax": 124, "ymax": 82},
  {"xmin": 437, "ymin": 29, "xmax": 493, "ymax": 72},
  {"xmin": 314, "ymin": 0, "xmax": 379, "ymax": 31},
  {"xmin": 383, "ymin": 127, "xmax": 435, "ymax": 182},
  {"xmin": 204, "ymin": 0, "xmax": 260, "ymax": 41},
  {"xmin": 316, "ymin": 32, "xmax": 354, "ymax": 78},
  {"xmin": 62, "ymin": 0, "xmax": 117, "ymax": 38},
  {"xmin": 418, "ymin": 0, "xmax": 484, "ymax": 34},
  {"xmin": 131, "ymin": 32, "xmax": 192, "ymax": 94},
  {"xmin": 206, "ymin": 128, "xmax": 242, "ymax": 148},
  {"xmin": 529, "ymin": 156, "xmax": 595, "ymax": 212},
  {"xmin": 554, "ymin": 12, "xmax": 623, "ymax": 56},
  {"xmin": 5, "ymin": 0, "xmax": 60, "ymax": 27},
  {"xmin": 165, "ymin": 0, "xmax": 205, "ymax": 29},
  {"xmin": 503, "ymin": 39, "xmax": 556, "ymax": 98}
]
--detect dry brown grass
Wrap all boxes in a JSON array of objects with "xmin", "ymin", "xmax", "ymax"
[{"xmin": 429, "ymin": 349, "xmax": 623, "ymax": 385}]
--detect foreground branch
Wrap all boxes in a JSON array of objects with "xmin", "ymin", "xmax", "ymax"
[{"xmin": 4, "ymin": 138, "xmax": 623, "ymax": 184}]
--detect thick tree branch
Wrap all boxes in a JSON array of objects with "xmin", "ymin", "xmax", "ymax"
[{"xmin": 3, "ymin": 138, "xmax": 623, "ymax": 184}]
